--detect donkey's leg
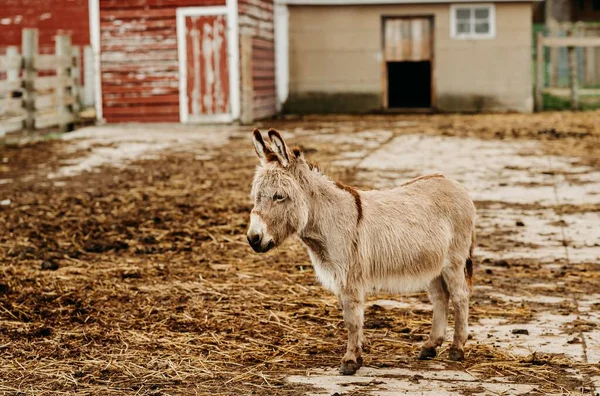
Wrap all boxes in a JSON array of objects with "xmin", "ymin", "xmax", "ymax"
[
  {"xmin": 442, "ymin": 259, "xmax": 470, "ymax": 361},
  {"xmin": 419, "ymin": 275, "xmax": 450, "ymax": 360},
  {"xmin": 339, "ymin": 291, "xmax": 364, "ymax": 375}
]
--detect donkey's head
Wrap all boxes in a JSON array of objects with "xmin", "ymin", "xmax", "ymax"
[{"xmin": 247, "ymin": 129, "xmax": 310, "ymax": 253}]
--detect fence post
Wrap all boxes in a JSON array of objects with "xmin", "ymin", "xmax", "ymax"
[
  {"xmin": 6, "ymin": 46, "xmax": 20, "ymax": 84},
  {"xmin": 0, "ymin": 46, "xmax": 23, "ymax": 136},
  {"xmin": 583, "ymin": 26, "xmax": 597, "ymax": 87},
  {"xmin": 240, "ymin": 33, "xmax": 253, "ymax": 124},
  {"xmin": 55, "ymin": 34, "xmax": 72, "ymax": 132},
  {"xmin": 71, "ymin": 46, "xmax": 82, "ymax": 116},
  {"xmin": 568, "ymin": 29, "xmax": 580, "ymax": 111},
  {"xmin": 535, "ymin": 32, "xmax": 544, "ymax": 112},
  {"xmin": 83, "ymin": 45, "xmax": 95, "ymax": 107},
  {"xmin": 548, "ymin": 22, "xmax": 559, "ymax": 88},
  {"xmin": 22, "ymin": 28, "xmax": 38, "ymax": 131}
]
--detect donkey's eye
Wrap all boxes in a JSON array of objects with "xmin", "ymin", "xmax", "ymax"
[{"xmin": 273, "ymin": 194, "xmax": 286, "ymax": 202}]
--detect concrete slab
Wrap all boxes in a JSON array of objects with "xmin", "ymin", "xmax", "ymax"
[
  {"xmin": 47, "ymin": 124, "xmax": 235, "ymax": 179},
  {"xmin": 356, "ymin": 135, "xmax": 600, "ymax": 206},
  {"xmin": 287, "ymin": 367, "xmax": 537, "ymax": 395}
]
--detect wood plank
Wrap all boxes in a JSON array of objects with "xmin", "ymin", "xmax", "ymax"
[
  {"xmin": 54, "ymin": 34, "xmax": 73, "ymax": 132},
  {"xmin": 105, "ymin": 113, "xmax": 180, "ymax": 123},
  {"xmin": 237, "ymin": 25, "xmax": 274, "ymax": 40},
  {"xmin": 101, "ymin": 8, "xmax": 176, "ymax": 20},
  {"xmin": 102, "ymin": 74, "xmax": 179, "ymax": 84},
  {"xmin": 253, "ymin": 108, "xmax": 276, "ymax": 120},
  {"xmin": 252, "ymin": 60, "xmax": 274, "ymax": 70},
  {"xmin": 542, "ymin": 37, "xmax": 600, "ymax": 47},
  {"xmin": 34, "ymin": 75, "xmax": 75, "ymax": 91},
  {"xmin": 0, "ymin": 55, "xmax": 22, "ymax": 72},
  {"xmin": 253, "ymin": 79, "xmax": 275, "ymax": 89},
  {"xmin": 104, "ymin": 94, "xmax": 180, "ymax": 106},
  {"xmin": 100, "ymin": 42, "xmax": 178, "ymax": 52},
  {"xmin": 252, "ymin": 68, "xmax": 275, "ymax": 78},
  {"xmin": 239, "ymin": 0, "xmax": 274, "ymax": 13},
  {"xmin": 0, "ymin": 80, "xmax": 22, "ymax": 95},
  {"xmin": 34, "ymin": 93, "xmax": 76, "ymax": 110},
  {"xmin": 252, "ymin": 38, "xmax": 274, "ymax": 50},
  {"xmin": 253, "ymin": 87, "xmax": 276, "ymax": 99},
  {"xmin": 0, "ymin": 115, "xmax": 25, "ymax": 136},
  {"xmin": 241, "ymin": 5, "xmax": 273, "ymax": 23},
  {"xmin": 100, "ymin": 63, "xmax": 179, "ymax": 73},
  {"xmin": 34, "ymin": 111, "xmax": 75, "ymax": 130},
  {"xmin": 100, "ymin": 19, "xmax": 177, "ymax": 32},
  {"xmin": 101, "ymin": 50, "xmax": 177, "ymax": 63},
  {"xmin": 253, "ymin": 97, "xmax": 276, "ymax": 108},
  {"xmin": 241, "ymin": 33, "xmax": 254, "ymax": 123},
  {"xmin": 252, "ymin": 48, "xmax": 275, "ymax": 61},
  {"xmin": 535, "ymin": 31, "xmax": 544, "ymax": 112},
  {"xmin": 34, "ymin": 55, "xmax": 72, "ymax": 70},
  {"xmin": 102, "ymin": 85, "xmax": 178, "ymax": 94},
  {"xmin": 22, "ymin": 28, "xmax": 38, "ymax": 131},
  {"xmin": 102, "ymin": 105, "xmax": 179, "ymax": 115},
  {"xmin": 568, "ymin": 43, "xmax": 579, "ymax": 110},
  {"xmin": 0, "ymin": 97, "xmax": 24, "ymax": 114},
  {"xmin": 253, "ymin": 99, "xmax": 277, "ymax": 114},
  {"xmin": 100, "ymin": 0, "xmax": 225, "ymax": 8},
  {"xmin": 101, "ymin": 28, "xmax": 175, "ymax": 39},
  {"xmin": 384, "ymin": 18, "xmax": 431, "ymax": 62},
  {"xmin": 542, "ymin": 87, "xmax": 600, "ymax": 96}
]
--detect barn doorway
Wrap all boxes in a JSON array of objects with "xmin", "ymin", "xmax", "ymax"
[{"xmin": 382, "ymin": 17, "xmax": 434, "ymax": 110}]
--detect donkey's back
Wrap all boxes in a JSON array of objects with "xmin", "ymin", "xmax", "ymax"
[{"xmin": 357, "ymin": 174, "xmax": 476, "ymax": 294}]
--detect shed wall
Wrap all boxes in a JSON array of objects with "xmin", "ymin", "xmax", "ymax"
[
  {"xmin": 287, "ymin": 2, "xmax": 533, "ymax": 113},
  {"xmin": 239, "ymin": 0, "xmax": 277, "ymax": 120}
]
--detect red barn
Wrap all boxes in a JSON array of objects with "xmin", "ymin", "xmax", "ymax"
[
  {"xmin": 0, "ymin": 0, "xmax": 90, "ymax": 51},
  {"xmin": 94, "ymin": 0, "xmax": 277, "ymax": 123}
]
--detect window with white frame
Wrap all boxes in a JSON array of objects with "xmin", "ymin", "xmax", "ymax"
[{"xmin": 450, "ymin": 4, "xmax": 495, "ymax": 39}]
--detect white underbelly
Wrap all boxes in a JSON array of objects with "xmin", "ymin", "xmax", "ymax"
[{"xmin": 370, "ymin": 270, "xmax": 439, "ymax": 294}]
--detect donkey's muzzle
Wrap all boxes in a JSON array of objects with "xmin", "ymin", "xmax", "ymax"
[{"xmin": 247, "ymin": 233, "xmax": 274, "ymax": 253}]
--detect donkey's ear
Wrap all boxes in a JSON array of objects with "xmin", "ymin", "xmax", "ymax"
[
  {"xmin": 267, "ymin": 129, "xmax": 291, "ymax": 167},
  {"xmin": 252, "ymin": 128, "xmax": 273, "ymax": 164}
]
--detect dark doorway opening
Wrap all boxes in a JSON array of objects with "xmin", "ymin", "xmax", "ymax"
[{"xmin": 387, "ymin": 61, "xmax": 431, "ymax": 108}]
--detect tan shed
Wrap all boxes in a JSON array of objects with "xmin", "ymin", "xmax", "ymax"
[{"xmin": 275, "ymin": 0, "xmax": 538, "ymax": 113}]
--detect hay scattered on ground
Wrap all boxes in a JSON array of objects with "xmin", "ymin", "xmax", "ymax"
[{"xmin": 1, "ymin": 112, "xmax": 599, "ymax": 394}]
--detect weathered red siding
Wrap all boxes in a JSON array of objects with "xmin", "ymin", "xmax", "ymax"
[
  {"xmin": 99, "ymin": 0, "xmax": 224, "ymax": 123},
  {"xmin": 239, "ymin": 0, "xmax": 277, "ymax": 120},
  {"xmin": 0, "ymin": 0, "xmax": 90, "ymax": 51}
]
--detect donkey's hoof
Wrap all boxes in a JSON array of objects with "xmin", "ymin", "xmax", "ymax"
[
  {"xmin": 449, "ymin": 347, "xmax": 465, "ymax": 361},
  {"xmin": 418, "ymin": 347, "xmax": 437, "ymax": 360},
  {"xmin": 340, "ymin": 356, "xmax": 363, "ymax": 376}
]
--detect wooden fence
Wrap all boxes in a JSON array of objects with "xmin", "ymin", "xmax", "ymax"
[
  {"xmin": 0, "ymin": 28, "xmax": 91, "ymax": 136},
  {"xmin": 535, "ymin": 27, "xmax": 600, "ymax": 111}
]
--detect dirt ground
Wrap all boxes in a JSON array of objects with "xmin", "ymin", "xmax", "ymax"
[{"xmin": 1, "ymin": 112, "xmax": 599, "ymax": 395}]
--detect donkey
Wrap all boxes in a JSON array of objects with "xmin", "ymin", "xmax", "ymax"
[{"xmin": 247, "ymin": 129, "xmax": 476, "ymax": 375}]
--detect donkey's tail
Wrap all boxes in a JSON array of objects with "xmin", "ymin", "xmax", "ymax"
[{"xmin": 465, "ymin": 230, "xmax": 476, "ymax": 287}]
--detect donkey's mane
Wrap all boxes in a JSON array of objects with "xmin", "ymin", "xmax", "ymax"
[
  {"xmin": 290, "ymin": 145, "xmax": 323, "ymax": 175},
  {"xmin": 307, "ymin": 161, "xmax": 322, "ymax": 174}
]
